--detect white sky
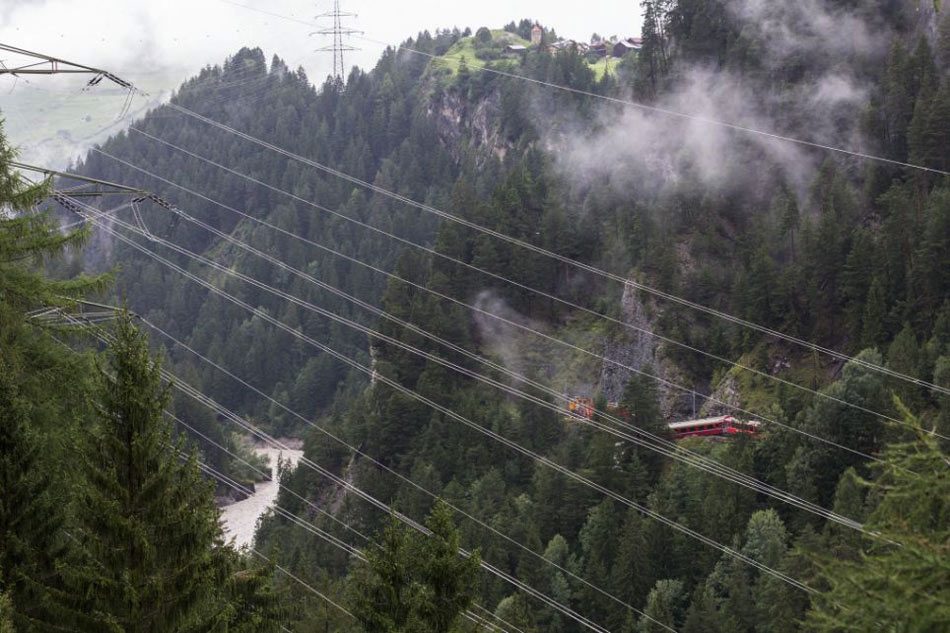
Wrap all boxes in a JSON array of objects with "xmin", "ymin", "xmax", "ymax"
[{"xmin": 1, "ymin": 0, "xmax": 642, "ymax": 90}]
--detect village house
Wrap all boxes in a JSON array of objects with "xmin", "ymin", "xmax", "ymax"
[
  {"xmin": 590, "ymin": 41, "xmax": 609, "ymax": 57},
  {"xmin": 612, "ymin": 37, "xmax": 642, "ymax": 57}
]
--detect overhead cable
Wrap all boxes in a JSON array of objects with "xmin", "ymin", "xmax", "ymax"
[
  {"xmin": 57, "ymin": 209, "xmax": 626, "ymax": 631},
  {"xmin": 158, "ymin": 104, "xmax": 950, "ymax": 399},
  {"xmin": 96, "ymin": 161, "xmax": 871, "ymax": 533},
  {"xmin": 68, "ymin": 198, "xmax": 815, "ymax": 597}
]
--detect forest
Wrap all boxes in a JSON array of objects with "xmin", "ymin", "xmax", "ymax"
[{"xmin": 2, "ymin": 0, "xmax": 950, "ymax": 631}]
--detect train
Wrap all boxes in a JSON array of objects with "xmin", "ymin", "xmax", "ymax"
[
  {"xmin": 565, "ymin": 398, "xmax": 760, "ymax": 440},
  {"xmin": 567, "ymin": 396, "xmax": 595, "ymax": 419},
  {"xmin": 667, "ymin": 415, "xmax": 760, "ymax": 439}
]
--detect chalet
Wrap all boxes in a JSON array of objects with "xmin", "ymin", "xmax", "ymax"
[
  {"xmin": 505, "ymin": 44, "xmax": 528, "ymax": 56},
  {"xmin": 548, "ymin": 39, "xmax": 589, "ymax": 56},
  {"xmin": 612, "ymin": 38, "xmax": 642, "ymax": 57},
  {"xmin": 590, "ymin": 41, "xmax": 609, "ymax": 57}
]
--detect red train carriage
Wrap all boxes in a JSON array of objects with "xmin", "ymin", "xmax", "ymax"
[{"xmin": 668, "ymin": 415, "xmax": 760, "ymax": 439}]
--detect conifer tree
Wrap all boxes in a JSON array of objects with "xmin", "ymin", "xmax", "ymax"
[
  {"xmin": 806, "ymin": 404, "xmax": 950, "ymax": 631},
  {"xmin": 0, "ymin": 587, "xmax": 13, "ymax": 633},
  {"xmin": 71, "ymin": 314, "xmax": 226, "ymax": 632},
  {"xmin": 0, "ymin": 363, "xmax": 72, "ymax": 632},
  {"xmin": 0, "ymin": 117, "xmax": 103, "ymax": 632},
  {"xmin": 347, "ymin": 501, "xmax": 480, "ymax": 633},
  {"xmin": 886, "ymin": 323, "xmax": 922, "ymax": 411},
  {"xmin": 637, "ymin": 579, "xmax": 686, "ymax": 633},
  {"xmin": 860, "ymin": 277, "xmax": 888, "ymax": 350}
]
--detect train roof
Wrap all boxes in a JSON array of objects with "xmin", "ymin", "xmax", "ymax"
[
  {"xmin": 668, "ymin": 415, "xmax": 761, "ymax": 430},
  {"xmin": 668, "ymin": 416, "xmax": 731, "ymax": 429}
]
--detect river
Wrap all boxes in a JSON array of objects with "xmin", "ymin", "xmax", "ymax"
[{"xmin": 220, "ymin": 446, "xmax": 304, "ymax": 548}]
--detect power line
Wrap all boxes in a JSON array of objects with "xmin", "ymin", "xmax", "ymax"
[
  {"xmin": 67, "ymin": 197, "xmax": 815, "ymax": 597},
  {"xmin": 140, "ymin": 315, "xmax": 672, "ymax": 630},
  {"xmin": 61, "ymin": 203, "xmax": 631, "ymax": 633},
  {"xmin": 102, "ymin": 133, "xmax": 930, "ymax": 456},
  {"xmin": 161, "ymin": 102, "xmax": 950, "ymax": 400},
  {"xmin": 82, "ymin": 171, "xmax": 871, "ymax": 531},
  {"xmin": 97, "ymin": 154, "xmax": 872, "ymax": 533},
  {"xmin": 213, "ymin": 0, "xmax": 950, "ymax": 178}
]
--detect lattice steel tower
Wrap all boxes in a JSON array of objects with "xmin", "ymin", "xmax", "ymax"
[{"xmin": 312, "ymin": 0, "xmax": 360, "ymax": 80}]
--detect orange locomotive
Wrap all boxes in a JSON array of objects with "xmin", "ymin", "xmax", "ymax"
[{"xmin": 567, "ymin": 396, "xmax": 595, "ymax": 419}]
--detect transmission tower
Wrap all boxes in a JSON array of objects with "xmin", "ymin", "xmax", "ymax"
[
  {"xmin": 0, "ymin": 43, "xmax": 140, "ymax": 116},
  {"xmin": 311, "ymin": 0, "xmax": 360, "ymax": 80}
]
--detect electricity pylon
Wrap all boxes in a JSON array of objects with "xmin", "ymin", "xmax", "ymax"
[
  {"xmin": 0, "ymin": 43, "xmax": 139, "ymax": 115},
  {"xmin": 311, "ymin": 0, "xmax": 361, "ymax": 81},
  {"xmin": 15, "ymin": 161, "xmax": 176, "ymax": 241}
]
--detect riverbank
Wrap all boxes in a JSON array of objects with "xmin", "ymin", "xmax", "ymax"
[{"xmin": 219, "ymin": 445, "xmax": 303, "ymax": 548}]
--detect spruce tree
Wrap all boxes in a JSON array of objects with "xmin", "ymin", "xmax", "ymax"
[
  {"xmin": 0, "ymin": 117, "xmax": 103, "ymax": 631},
  {"xmin": 860, "ymin": 277, "xmax": 888, "ymax": 350},
  {"xmin": 0, "ymin": 363, "xmax": 72, "ymax": 632},
  {"xmin": 71, "ymin": 314, "xmax": 225, "ymax": 632},
  {"xmin": 347, "ymin": 501, "xmax": 480, "ymax": 633},
  {"xmin": 637, "ymin": 579, "xmax": 687, "ymax": 633},
  {"xmin": 806, "ymin": 405, "xmax": 950, "ymax": 631}
]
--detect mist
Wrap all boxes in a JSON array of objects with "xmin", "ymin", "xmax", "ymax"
[
  {"xmin": 549, "ymin": 0, "xmax": 887, "ymax": 206},
  {"xmin": 472, "ymin": 290, "xmax": 604, "ymax": 397}
]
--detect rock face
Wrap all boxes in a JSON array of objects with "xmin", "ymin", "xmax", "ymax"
[
  {"xmin": 599, "ymin": 281, "xmax": 701, "ymax": 419},
  {"xmin": 600, "ymin": 282, "xmax": 658, "ymax": 404},
  {"xmin": 699, "ymin": 372, "xmax": 742, "ymax": 417},
  {"xmin": 428, "ymin": 88, "xmax": 510, "ymax": 167}
]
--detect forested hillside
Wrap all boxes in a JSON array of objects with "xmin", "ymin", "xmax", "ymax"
[{"xmin": 5, "ymin": 0, "xmax": 950, "ymax": 631}]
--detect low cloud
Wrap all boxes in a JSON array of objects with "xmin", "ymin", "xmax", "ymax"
[
  {"xmin": 549, "ymin": 0, "xmax": 882, "ymax": 205},
  {"xmin": 472, "ymin": 290, "xmax": 603, "ymax": 397},
  {"xmin": 730, "ymin": 0, "xmax": 878, "ymax": 67}
]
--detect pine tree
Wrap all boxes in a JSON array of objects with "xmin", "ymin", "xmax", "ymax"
[
  {"xmin": 638, "ymin": 579, "xmax": 687, "ymax": 633},
  {"xmin": 0, "ymin": 117, "xmax": 104, "ymax": 632},
  {"xmin": 860, "ymin": 276, "xmax": 888, "ymax": 351},
  {"xmin": 0, "ymin": 363, "xmax": 73, "ymax": 632},
  {"xmin": 886, "ymin": 323, "xmax": 922, "ymax": 412},
  {"xmin": 788, "ymin": 349, "xmax": 889, "ymax": 507},
  {"xmin": 70, "ymin": 314, "xmax": 226, "ymax": 632},
  {"xmin": 347, "ymin": 501, "xmax": 480, "ymax": 633},
  {"xmin": 0, "ymin": 587, "xmax": 13, "ymax": 633},
  {"xmin": 806, "ymin": 405, "xmax": 950, "ymax": 631},
  {"xmin": 619, "ymin": 369, "xmax": 667, "ymax": 479},
  {"xmin": 578, "ymin": 499, "xmax": 619, "ymax": 621},
  {"xmin": 619, "ymin": 369, "xmax": 664, "ymax": 435},
  {"xmin": 0, "ymin": 124, "xmax": 105, "ymax": 318},
  {"xmin": 922, "ymin": 85, "xmax": 950, "ymax": 171},
  {"xmin": 934, "ymin": 355, "xmax": 950, "ymax": 442}
]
